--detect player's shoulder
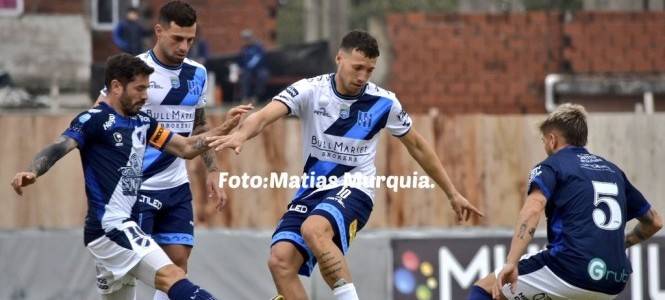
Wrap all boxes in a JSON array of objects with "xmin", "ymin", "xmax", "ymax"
[
  {"xmin": 182, "ymin": 57, "xmax": 207, "ymax": 72},
  {"xmin": 364, "ymin": 81, "xmax": 399, "ymax": 101},
  {"xmin": 280, "ymin": 74, "xmax": 331, "ymax": 97}
]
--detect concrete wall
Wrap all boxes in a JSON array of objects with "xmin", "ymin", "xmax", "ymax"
[{"xmin": 0, "ymin": 15, "xmax": 91, "ymax": 91}]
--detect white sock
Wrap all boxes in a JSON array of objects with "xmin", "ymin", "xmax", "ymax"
[
  {"xmin": 153, "ymin": 290, "xmax": 170, "ymax": 300},
  {"xmin": 332, "ymin": 283, "xmax": 358, "ymax": 300}
]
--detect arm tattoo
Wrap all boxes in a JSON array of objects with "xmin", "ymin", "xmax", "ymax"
[
  {"xmin": 27, "ymin": 136, "xmax": 76, "ymax": 176},
  {"xmin": 201, "ymin": 149, "xmax": 220, "ymax": 172},
  {"xmin": 518, "ymin": 223, "xmax": 528, "ymax": 240},
  {"xmin": 192, "ymin": 137, "xmax": 209, "ymax": 151},
  {"xmin": 191, "ymin": 108, "xmax": 208, "ymax": 135}
]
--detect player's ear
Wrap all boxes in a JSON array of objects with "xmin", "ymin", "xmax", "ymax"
[{"xmin": 110, "ymin": 79, "xmax": 123, "ymax": 95}]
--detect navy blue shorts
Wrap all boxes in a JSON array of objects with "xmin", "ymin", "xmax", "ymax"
[
  {"xmin": 132, "ymin": 183, "xmax": 194, "ymax": 246},
  {"xmin": 271, "ymin": 186, "xmax": 373, "ymax": 276}
]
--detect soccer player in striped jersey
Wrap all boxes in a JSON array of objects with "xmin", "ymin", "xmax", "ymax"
[
  {"xmin": 11, "ymin": 54, "xmax": 244, "ymax": 299},
  {"xmin": 100, "ymin": 3, "xmax": 252, "ymax": 299},
  {"xmin": 209, "ymin": 30, "xmax": 484, "ymax": 300},
  {"xmin": 468, "ymin": 104, "xmax": 662, "ymax": 300}
]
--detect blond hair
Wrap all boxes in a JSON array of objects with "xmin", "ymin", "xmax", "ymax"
[{"xmin": 539, "ymin": 103, "xmax": 588, "ymax": 146}]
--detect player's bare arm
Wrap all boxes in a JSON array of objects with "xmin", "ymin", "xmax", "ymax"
[
  {"xmin": 192, "ymin": 108, "xmax": 221, "ymax": 173},
  {"xmin": 492, "ymin": 188, "xmax": 546, "ymax": 298},
  {"xmin": 625, "ymin": 208, "xmax": 663, "ymax": 248},
  {"xmin": 208, "ymin": 100, "xmax": 287, "ymax": 153},
  {"xmin": 397, "ymin": 128, "xmax": 484, "ymax": 222},
  {"xmin": 11, "ymin": 135, "xmax": 78, "ymax": 195}
]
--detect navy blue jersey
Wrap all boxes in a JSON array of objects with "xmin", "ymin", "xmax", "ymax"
[
  {"xmin": 62, "ymin": 102, "xmax": 173, "ymax": 245},
  {"xmin": 527, "ymin": 146, "xmax": 651, "ymax": 294}
]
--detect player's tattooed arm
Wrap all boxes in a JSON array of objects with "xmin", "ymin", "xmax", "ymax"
[
  {"xmin": 192, "ymin": 108, "xmax": 220, "ymax": 172},
  {"xmin": 626, "ymin": 208, "xmax": 663, "ymax": 248},
  {"xmin": 27, "ymin": 136, "xmax": 77, "ymax": 177},
  {"xmin": 191, "ymin": 108, "xmax": 209, "ymax": 135}
]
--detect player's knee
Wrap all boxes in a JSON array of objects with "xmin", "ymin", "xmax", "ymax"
[
  {"xmin": 154, "ymin": 264, "xmax": 186, "ymax": 292},
  {"xmin": 268, "ymin": 244, "xmax": 299, "ymax": 275},
  {"xmin": 301, "ymin": 217, "xmax": 333, "ymax": 247}
]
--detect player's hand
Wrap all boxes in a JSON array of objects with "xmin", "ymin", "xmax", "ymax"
[
  {"xmin": 206, "ymin": 171, "xmax": 227, "ymax": 211},
  {"xmin": 448, "ymin": 193, "xmax": 484, "ymax": 224},
  {"xmin": 208, "ymin": 131, "xmax": 247, "ymax": 154},
  {"xmin": 226, "ymin": 103, "xmax": 254, "ymax": 119},
  {"xmin": 11, "ymin": 172, "xmax": 37, "ymax": 196},
  {"xmin": 493, "ymin": 262, "xmax": 518, "ymax": 299}
]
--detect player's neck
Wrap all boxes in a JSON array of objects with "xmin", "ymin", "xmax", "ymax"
[
  {"xmin": 101, "ymin": 98, "xmax": 129, "ymax": 117},
  {"xmin": 152, "ymin": 47, "xmax": 180, "ymax": 67}
]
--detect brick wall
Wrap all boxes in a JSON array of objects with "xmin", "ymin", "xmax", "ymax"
[
  {"xmin": 386, "ymin": 11, "xmax": 665, "ymax": 114},
  {"xmin": 94, "ymin": 0, "xmax": 278, "ymax": 62}
]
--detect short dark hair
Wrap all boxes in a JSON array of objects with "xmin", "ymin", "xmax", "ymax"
[
  {"xmin": 539, "ymin": 103, "xmax": 588, "ymax": 146},
  {"xmin": 340, "ymin": 30, "xmax": 379, "ymax": 58},
  {"xmin": 104, "ymin": 54, "xmax": 154, "ymax": 89},
  {"xmin": 158, "ymin": 0, "xmax": 197, "ymax": 28}
]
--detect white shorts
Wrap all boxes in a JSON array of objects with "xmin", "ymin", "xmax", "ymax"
[
  {"xmin": 87, "ymin": 221, "xmax": 172, "ymax": 294},
  {"xmin": 495, "ymin": 260, "xmax": 616, "ymax": 300}
]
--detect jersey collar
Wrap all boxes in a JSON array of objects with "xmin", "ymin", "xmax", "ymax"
[
  {"xmin": 149, "ymin": 50, "xmax": 183, "ymax": 70},
  {"xmin": 330, "ymin": 73, "xmax": 367, "ymax": 100}
]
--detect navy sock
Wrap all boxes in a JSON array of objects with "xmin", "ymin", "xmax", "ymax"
[
  {"xmin": 167, "ymin": 279, "xmax": 218, "ymax": 300},
  {"xmin": 467, "ymin": 285, "xmax": 492, "ymax": 300}
]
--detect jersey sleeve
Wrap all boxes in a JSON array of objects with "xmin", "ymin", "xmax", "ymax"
[
  {"xmin": 195, "ymin": 67, "xmax": 208, "ymax": 109},
  {"xmin": 622, "ymin": 171, "xmax": 652, "ymax": 220},
  {"xmin": 385, "ymin": 99, "xmax": 412, "ymax": 137},
  {"xmin": 273, "ymin": 79, "xmax": 310, "ymax": 117},
  {"xmin": 527, "ymin": 163, "xmax": 557, "ymax": 200},
  {"xmin": 147, "ymin": 117, "xmax": 173, "ymax": 151},
  {"xmin": 62, "ymin": 111, "xmax": 101, "ymax": 149}
]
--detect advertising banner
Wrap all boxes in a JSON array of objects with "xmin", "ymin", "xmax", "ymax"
[{"xmin": 391, "ymin": 234, "xmax": 665, "ymax": 300}]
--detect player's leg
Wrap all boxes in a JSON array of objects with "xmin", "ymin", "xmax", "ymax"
[
  {"xmin": 148, "ymin": 183, "xmax": 196, "ymax": 300},
  {"xmin": 132, "ymin": 248, "xmax": 218, "ymax": 300},
  {"xmin": 268, "ymin": 241, "xmax": 308, "ymax": 300},
  {"xmin": 268, "ymin": 198, "xmax": 318, "ymax": 300},
  {"xmin": 468, "ymin": 272, "xmax": 501, "ymax": 300},
  {"xmin": 302, "ymin": 186, "xmax": 373, "ymax": 300},
  {"xmin": 88, "ymin": 221, "xmax": 218, "ymax": 300}
]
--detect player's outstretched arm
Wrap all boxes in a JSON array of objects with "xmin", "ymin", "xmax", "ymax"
[
  {"xmin": 11, "ymin": 135, "xmax": 78, "ymax": 195},
  {"xmin": 492, "ymin": 188, "xmax": 546, "ymax": 298},
  {"xmin": 208, "ymin": 100, "xmax": 288, "ymax": 154},
  {"xmin": 398, "ymin": 128, "xmax": 484, "ymax": 223},
  {"xmin": 625, "ymin": 208, "xmax": 663, "ymax": 248}
]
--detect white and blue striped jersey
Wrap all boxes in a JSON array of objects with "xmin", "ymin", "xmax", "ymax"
[
  {"xmin": 133, "ymin": 50, "xmax": 207, "ymax": 190},
  {"xmin": 274, "ymin": 73, "xmax": 412, "ymax": 201},
  {"xmin": 63, "ymin": 102, "xmax": 173, "ymax": 245},
  {"xmin": 527, "ymin": 146, "xmax": 651, "ymax": 294}
]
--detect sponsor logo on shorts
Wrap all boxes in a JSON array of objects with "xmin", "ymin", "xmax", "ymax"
[{"xmin": 288, "ymin": 204, "xmax": 308, "ymax": 213}]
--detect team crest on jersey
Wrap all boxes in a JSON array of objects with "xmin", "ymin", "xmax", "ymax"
[
  {"xmin": 170, "ymin": 76, "xmax": 180, "ymax": 89},
  {"xmin": 357, "ymin": 111, "xmax": 373, "ymax": 128},
  {"xmin": 118, "ymin": 153, "xmax": 142, "ymax": 196},
  {"xmin": 113, "ymin": 132, "xmax": 123, "ymax": 146},
  {"xmin": 187, "ymin": 79, "xmax": 201, "ymax": 96},
  {"xmin": 339, "ymin": 104, "xmax": 350, "ymax": 119}
]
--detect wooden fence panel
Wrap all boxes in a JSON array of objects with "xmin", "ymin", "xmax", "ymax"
[{"xmin": 1, "ymin": 112, "xmax": 663, "ymax": 229}]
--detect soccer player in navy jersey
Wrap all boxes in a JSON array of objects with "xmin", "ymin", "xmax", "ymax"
[
  {"xmin": 208, "ymin": 29, "xmax": 484, "ymax": 300},
  {"xmin": 467, "ymin": 103, "xmax": 662, "ymax": 300},
  {"xmin": 99, "ymin": 3, "xmax": 253, "ymax": 299},
  {"xmin": 11, "ymin": 54, "xmax": 245, "ymax": 300}
]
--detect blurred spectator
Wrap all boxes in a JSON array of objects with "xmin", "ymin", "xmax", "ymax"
[
  {"xmin": 112, "ymin": 7, "xmax": 151, "ymax": 55},
  {"xmin": 238, "ymin": 29, "xmax": 270, "ymax": 102},
  {"xmin": 188, "ymin": 27, "xmax": 209, "ymax": 65}
]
